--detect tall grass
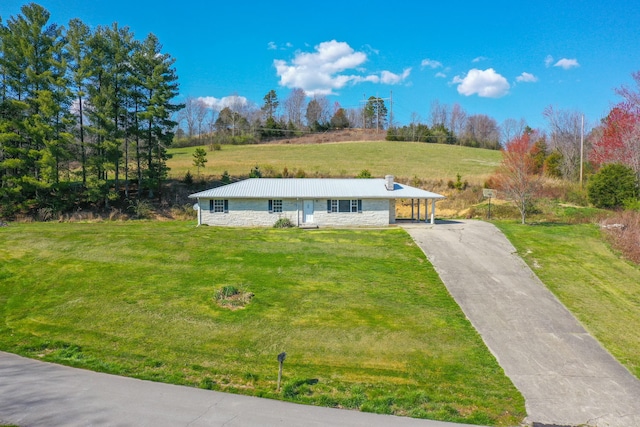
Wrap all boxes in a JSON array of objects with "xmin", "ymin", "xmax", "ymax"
[{"xmin": 0, "ymin": 222, "xmax": 524, "ymax": 425}]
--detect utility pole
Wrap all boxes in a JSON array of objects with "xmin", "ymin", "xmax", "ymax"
[
  {"xmin": 360, "ymin": 93, "xmax": 391, "ymax": 132},
  {"xmin": 376, "ymin": 92, "xmax": 379, "ymax": 132},
  {"xmin": 580, "ymin": 114, "xmax": 584, "ymax": 188},
  {"xmin": 362, "ymin": 94, "xmax": 366, "ymax": 129},
  {"xmin": 389, "ymin": 90, "xmax": 393, "ymax": 128}
]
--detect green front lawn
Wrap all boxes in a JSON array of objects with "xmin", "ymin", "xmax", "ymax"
[
  {"xmin": 496, "ymin": 221, "xmax": 640, "ymax": 378},
  {"xmin": 0, "ymin": 221, "xmax": 524, "ymax": 425}
]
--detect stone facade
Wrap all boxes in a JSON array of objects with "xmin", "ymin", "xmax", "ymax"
[{"xmin": 197, "ymin": 198, "xmax": 394, "ymax": 227}]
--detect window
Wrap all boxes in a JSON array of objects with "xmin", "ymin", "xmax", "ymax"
[
  {"xmin": 269, "ymin": 199, "xmax": 283, "ymax": 213},
  {"xmin": 209, "ymin": 199, "xmax": 228, "ymax": 213},
  {"xmin": 327, "ymin": 199, "xmax": 362, "ymax": 213}
]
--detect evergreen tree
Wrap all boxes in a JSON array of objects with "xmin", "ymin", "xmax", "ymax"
[
  {"xmin": 192, "ymin": 147, "xmax": 207, "ymax": 176},
  {"xmin": 0, "ymin": 5, "xmax": 183, "ymax": 218},
  {"xmin": 65, "ymin": 18, "xmax": 92, "ymax": 186},
  {"xmin": 0, "ymin": 4, "xmax": 70, "ymax": 214},
  {"xmin": 363, "ymin": 96, "xmax": 388, "ymax": 130},
  {"xmin": 262, "ymin": 89, "xmax": 278, "ymax": 120},
  {"xmin": 133, "ymin": 33, "xmax": 182, "ymax": 200}
]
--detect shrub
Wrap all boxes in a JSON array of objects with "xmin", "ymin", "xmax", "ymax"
[
  {"xmin": 183, "ymin": 170, "xmax": 194, "ymax": 186},
  {"xmin": 449, "ymin": 173, "xmax": 468, "ymax": 191},
  {"xmin": 220, "ymin": 171, "xmax": 231, "ymax": 184},
  {"xmin": 624, "ymin": 198, "xmax": 640, "ymax": 211},
  {"xmin": 129, "ymin": 199, "xmax": 154, "ymax": 219},
  {"xmin": 587, "ymin": 164, "xmax": 639, "ymax": 209},
  {"xmin": 274, "ymin": 217, "xmax": 295, "ymax": 228},
  {"xmin": 249, "ymin": 165, "xmax": 262, "ymax": 178},
  {"xmin": 356, "ymin": 169, "xmax": 372, "ymax": 178},
  {"xmin": 544, "ymin": 151, "xmax": 563, "ymax": 178},
  {"xmin": 601, "ymin": 211, "xmax": 640, "ymax": 264}
]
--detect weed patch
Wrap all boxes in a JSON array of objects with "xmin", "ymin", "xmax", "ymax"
[{"xmin": 214, "ymin": 285, "xmax": 254, "ymax": 310}]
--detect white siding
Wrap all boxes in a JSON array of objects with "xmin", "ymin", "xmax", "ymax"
[{"xmin": 198, "ymin": 198, "xmax": 391, "ymax": 227}]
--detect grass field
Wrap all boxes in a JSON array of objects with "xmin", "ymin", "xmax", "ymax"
[
  {"xmin": 167, "ymin": 141, "xmax": 501, "ymax": 184},
  {"xmin": 496, "ymin": 221, "xmax": 640, "ymax": 379},
  {"xmin": 0, "ymin": 222, "xmax": 524, "ymax": 425}
]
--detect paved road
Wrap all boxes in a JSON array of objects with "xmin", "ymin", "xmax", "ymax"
[
  {"xmin": 0, "ymin": 351, "xmax": 474, "ymax": 427},
  {"xmin": 403, "ymin": 220, "xmax": 640, "ymax": 427}
]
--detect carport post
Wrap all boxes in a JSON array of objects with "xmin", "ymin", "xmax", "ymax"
[
  {"xmin": 430, "ymin": 199, "xmax": 436, "ymax": 224},
  {"xmin": 424, "ymin": 199, "xmax": 428, "ymax": 223}
]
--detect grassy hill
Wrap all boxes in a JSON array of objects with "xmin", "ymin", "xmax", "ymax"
[{"xmin": 167, "ymin": 141, "xmax": 501, "ymax": 185}]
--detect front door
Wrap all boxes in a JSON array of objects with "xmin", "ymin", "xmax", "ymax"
[{"xmin": 303, "ymin": 200, "xmax": 314, "ymax": 223}]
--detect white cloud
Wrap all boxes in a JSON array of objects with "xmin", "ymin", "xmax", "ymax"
[
  {"xmin": 554, "ymin": 58, "xmax": 580, "ymax": 70},
  {"xmin": 472, "ymin": 56, "xmax": 488, "ymax": 63},
  {"xmin": 381, "ymin": 68, "xmax": 412, "ymax": 84},
  {"xmin": 274, "ymin": 40, "xmax": 410, "ymax": 95},
  {"xmin": 452, "ymin": 68, "xmax": 510, "ymax": 98},
  {"xmin": 544, "ymin": 55, "xmax": 554, "ymax": 67},
  {"xmin": 516, "ymin": 72, "xmax": 538, "ymax": 83},
  {"xmin": 421, "ymin": 58, "xmax": 442, "ymax": 69},
  {"xmin": 267, "ymin": 41, "xmax": 293, "ymax": 51},
  {"xmin": 198, "ymin": 95, "xmax": 248, "ymax": 111},
  {"xmin": 435, "ymin": 72, "xmax": 447, "ymax": 78}
]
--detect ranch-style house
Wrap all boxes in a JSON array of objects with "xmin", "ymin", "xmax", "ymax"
[
  {"xmin": 189, "ymin": 175, "xmax": 444, "ymax": 227},
  {"xmin": 189, "ymin": 175, "xmax": 445, "ymax": 227}
]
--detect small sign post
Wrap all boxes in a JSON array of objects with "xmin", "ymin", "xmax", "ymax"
[
  {"xmin": 483, "ymin": 189, "xmax": 497, "ymax": 220},
  {"xmin": 277, "ymin": 352, "xmax": 286, "ymax": 391}
]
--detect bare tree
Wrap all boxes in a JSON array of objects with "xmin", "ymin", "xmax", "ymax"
[
  {"xmin": 501, "ymin": 118, "xmax": 527, "ymax": 146},
  {"xmin": 543, "ymin": 106, "xmax": 585, "ymax": 181},
  {"xmin": 227, "ymin": 94, "xmax": 248, "ymax": 137},
  {"xmin": 178, "ymin": 96, "xmax": 198, "ymax": 138},
  {"xmin": 194, "ymin": 99, "xmax": 208, "ymax": 140},
  {"xmin": 410, "ymin": 112, "xmax": 422, "ymax": 141},
  {"xmin": 206, "ymin": 108, "xmax": 217, "ymax": 143},
  {"xmin": 449, "ymin": 103, "xmax": 467, "ymax": 142},
  {"xmin": 463, "ymin": 114, "xmax": 500, "ymax": 149},
  {"xmin": 346, "ymin": 108, "xmax": 361, "ymax": 128},
  {"xmin": 429, "ymin": 100, "xmax": 449, "ymax": 128},
  {"xmin": 283, "ymin": 88, "xmax": 306, "ymax": 128}
]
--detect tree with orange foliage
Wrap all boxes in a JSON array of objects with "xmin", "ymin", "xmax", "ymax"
[
  {"xmin": 591, "ymin": 71, "xmax": 640, "ymax": 178},
  {"xmin": 493, "ymin": 132, "xmax": 542, "ymax": 224}
]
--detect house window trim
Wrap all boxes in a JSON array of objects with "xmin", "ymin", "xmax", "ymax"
[
  {"xmin": 327, "ymin": 199, "xmax": 363, "ymax": 213},
  {"xmin": 209, "ymin": 199, "xmax": 229, "ymax": 213},
  {"xmin": 269, "ymin": 199, "xmax": 283, "ymax": 213}
]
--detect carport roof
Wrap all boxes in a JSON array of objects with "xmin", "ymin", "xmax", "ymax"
[{"xmin": 189, "ymin": 178, "xmax": 445, "ymax": 200}]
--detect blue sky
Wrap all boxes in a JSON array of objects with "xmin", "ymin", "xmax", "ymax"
[{"xmin": 2, "ymin": 0, "xmax": 639, "ymax": 130}]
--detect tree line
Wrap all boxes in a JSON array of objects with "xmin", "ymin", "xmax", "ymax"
[
  {"xmin": 175, "ymin": 91, "xmax": 384, "ymax": 146},
  {"xmin": 0, "ymin": 3, "xmax": 181, "ymax": 218}
]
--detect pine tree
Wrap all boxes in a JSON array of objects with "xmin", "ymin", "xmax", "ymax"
[{"xmin": 133, "ymin": 33, "xmax": 181, "ymax": 200}]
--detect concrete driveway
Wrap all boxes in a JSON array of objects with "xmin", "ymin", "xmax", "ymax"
[{"xmin": 403, "ymin": 220, "xmax": 640, "ymax": 427}]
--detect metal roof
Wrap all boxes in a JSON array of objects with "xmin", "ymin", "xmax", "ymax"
[{"xmin": 189, "ymin": 178, "xmax": 445, "ymax": 200}]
